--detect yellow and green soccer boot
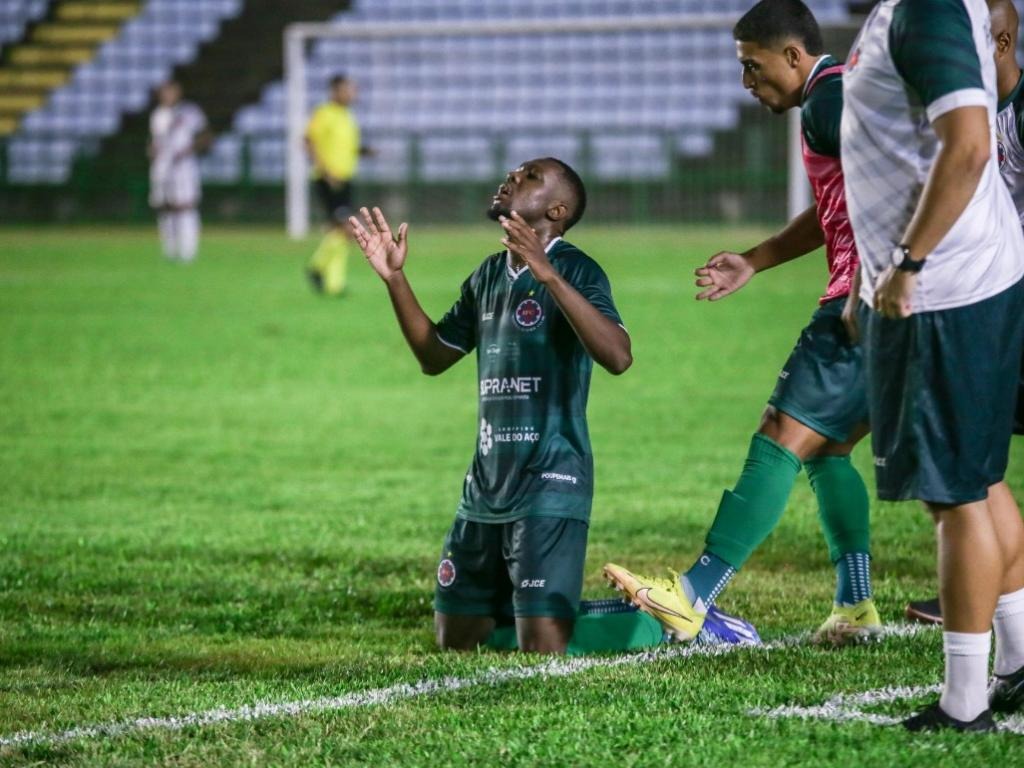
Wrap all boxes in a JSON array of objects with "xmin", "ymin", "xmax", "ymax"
[
  {"xmin": 603, "ymin": 563, "xmax": 705, "ymax": 641},
  {"xmin": 812, "ymin": 598, "xmax": 883, "ymax": 646}
]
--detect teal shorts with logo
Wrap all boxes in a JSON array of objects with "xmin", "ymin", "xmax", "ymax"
[
  {"xmin": 767, "ymin": 298, "xmax": 868, "ymax": 443},
  {"xmin": 861, "ymin": 278, "xmax": 1024, "ymax": 505},
  {"xmin": 433, "ymin": 516, "xmax": 588, "ymax": 621}
]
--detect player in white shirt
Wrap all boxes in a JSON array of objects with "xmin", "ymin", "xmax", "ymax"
[
  {"xmin": 148, "ymin": 81, "xmax": 210, "ymax": 262},
  {"xmin": 842, "ymin": 0, "xmax": 1024, "ymax": 732},
  {"xmin": 902, "ymin": 0, "xmax": 1024, "ymax": 719}
]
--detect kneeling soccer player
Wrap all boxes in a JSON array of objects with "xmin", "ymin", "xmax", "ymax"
[
  {"xmin": 605, "ymin": 0, "xmax": 879, "ymax": 647},
  {"xmin": 351, "ymin": 158, "xmax": 657, "ymax": 654}
]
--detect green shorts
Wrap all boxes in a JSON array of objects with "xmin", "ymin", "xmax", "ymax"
[
  {"xmin": 433, "ymin": 516, "xmax": 588, "ymax": 621},
  {"xmin": 860, "ymin": 278, "xmax": 1024, "ymax": 505},
  {"xmin": 767, "ymin": 298, "xmax": 868, "ymax": 443}
]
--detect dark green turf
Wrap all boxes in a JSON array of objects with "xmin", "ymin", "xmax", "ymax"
[{"xmin": 1, "ymin": 226, "xmax": 1021, "ymax": 765}]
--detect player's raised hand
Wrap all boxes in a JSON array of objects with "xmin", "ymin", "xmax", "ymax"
[
  {"xmin": 695, "ymin": 251, "xmax": 755, "ymax": 301},
  {"xmin": 500, "ymin": 212, "xmax": 557, "ymax": 284},
  {"xmin": 348, "ymin": 206, "xmax": 409, "ymax": 281}
]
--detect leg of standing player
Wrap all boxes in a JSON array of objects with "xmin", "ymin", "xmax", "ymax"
[
  {"xmin": 170, "ymin": 160, "xmax": 201, "ymax": 262},
  {"xmin": 308, "ymin": 180, "xmax": 351, "ymax": 296},
  {"xmin": 606, "ymin": 300, "xmax": 876, "ymax": 643},
  {"xmin": 988, "ymin": 480, "xmax": 1024, "ymax": 712},
  {"xmin": 175, "ymin": 206, "xmax": 200, "ymax": 263},
  {"xmin": 157, "ymin": 206, "xmax": 177, "ymax": 260},
  {"xmin": 858, "ymin": 282, "xmax": 1024, "ymax": 729}
]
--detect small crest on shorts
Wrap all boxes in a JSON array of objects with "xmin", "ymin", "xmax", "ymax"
[{"xmin": 437, "ymin": 558, "xmax": 456, "ymax": 587}]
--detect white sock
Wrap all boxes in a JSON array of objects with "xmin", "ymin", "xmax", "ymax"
[
  {"xmin": 158, "ymin": 212, "xmax": 177, "ymax": 259},
  {"xmin": 175, "ymin": 210, "xmax": 200, "ymax": 262},
  {"xmin": 940, "ymin": 630, "xmax": 991, "ymax": 721},
  {"xmin": 994, "ymin": 587, "xmax": 1024, "ymax": 676}
]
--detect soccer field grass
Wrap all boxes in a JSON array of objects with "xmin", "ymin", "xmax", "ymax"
[{"xmin": 2, "ymin": 225, "xmax": 1022, "ymax": 765}]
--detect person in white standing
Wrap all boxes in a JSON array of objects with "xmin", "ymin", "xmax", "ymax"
[
  {"xmin": 842, "ymin": 0, "xmax": 1024, "ymax": 732},
  {"xmin": 149, "ymin": 80, "xmax": 210, "ymax": 262}
]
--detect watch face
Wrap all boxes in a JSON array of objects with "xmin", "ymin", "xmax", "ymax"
[{"xmin": 891, "ymin": 247, "xmax": 903, "ymax": 267}]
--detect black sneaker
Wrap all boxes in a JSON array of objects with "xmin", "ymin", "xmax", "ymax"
[
  {"xmin": 902, "ymin": 701, "xmax": 997, "ymax": 733},
  {"xmin": 904, "ymin": 597, "xmax": 942, "ymax": 625},
  {"xmin": 990, "ymin": 664, "xmax": 1024, "ymax": 714}
]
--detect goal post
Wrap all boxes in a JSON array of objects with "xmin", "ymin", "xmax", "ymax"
[{"xmin": 283, "ymin": 15, "xmax": 853, "ymax": 240}]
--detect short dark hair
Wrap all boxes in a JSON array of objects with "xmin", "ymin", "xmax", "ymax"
[
  {"xmin": 733, "ymin": 0, "xmax": 824, "ymax": 55},
  {"xmin": 329, "ymin": 74, "xmax": 349, "ymax": 87},
  {"xmin": 546, "ymin": 158, "xmax": 587, "ymax": 231}
]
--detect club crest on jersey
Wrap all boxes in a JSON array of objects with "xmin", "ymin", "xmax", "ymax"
[
  {"xmin": 999, "ymin": 139, "xmax": 1007, "ymax": 169},
  {"xmin": 437, "ymin": 558, "xmax": 456, "ymax": 587},
  {"xmin": 514, "ymin": 298, "xmax": 543, "ymax": 329}
]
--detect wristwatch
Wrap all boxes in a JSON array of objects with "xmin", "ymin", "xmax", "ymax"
[{"xmin": 891, "ymin": 244, "xmax": 925, "ymax": 273}]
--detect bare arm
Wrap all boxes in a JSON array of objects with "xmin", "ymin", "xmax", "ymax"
[
  {"xmin": 695, "ymin": 204, "xmax": 824, "ymax": 301},
  {"xmin": 382, "ymin": 272, "xmax": 464, "ymax": 375},
  {"xmin": 349, "ymin": 207, "xmax": 464, "ymax": 375},
  {"xmin": 501, "ymin": 213, "xmax": 632, "ymax": 375},
  {"xmin": 873, "ymin": 106, "xmax": 990, "ymax": 318},
  {"xmin": 745, "ymin": 204, "xmax": 824, "ymax": 272}
]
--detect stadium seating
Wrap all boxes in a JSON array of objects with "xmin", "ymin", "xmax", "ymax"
[
  {"xmin": 204, "ymin": 0, "xmax": 850, "ymax": 184},
  {"xmin": 7, "ymin": 0, "xmax": 241, "ymax": 182},
  {"xmin": 4, "ymin": 0, "xmax": 850, "ymax": 186},
  {"xmin": 0, "ymin": 1, "xmax": 141, "ymax": 138},
  {"xmin": 0, "ymin": 0, "xmax": 49, "ymax": 52}
]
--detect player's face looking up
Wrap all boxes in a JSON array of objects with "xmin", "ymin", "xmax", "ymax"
[
  {"xmin": 487, "ymin": 159, "xmax": 572, "ymax": 232},
  {"xmin": 736, "ymin": 40, "xmax": 806, "ymax": 114}
]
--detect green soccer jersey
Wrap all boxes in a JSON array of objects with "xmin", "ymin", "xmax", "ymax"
[{"xmin": 435, "ymin": 238, "xmax": 624, "ymax": 524}]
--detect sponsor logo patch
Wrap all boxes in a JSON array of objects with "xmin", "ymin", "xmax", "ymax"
[
  {"xmin": 520, "ymin": 579, "xmax": 546, "ymax": 589},
  {"xmin": 493, "ymin": 426, "xmax": 540, "ymax": 444},
  {"xmin": 480, "ymin": 418, "xmax": 494, "ymax": 456},
  {"xmin": 437, "ymin": 558, "xmax": 456, "ymax": 587},
  {"xmin": 541, "ymin": 472, "xmax": 577, "ymax": 485},
  {"xmin": 514, "ymin": 298, "xmax": 543, "ymax": 329},
  {"xmin": 479, "ymin": 376, "xmax": 541, "ymax": 398}
]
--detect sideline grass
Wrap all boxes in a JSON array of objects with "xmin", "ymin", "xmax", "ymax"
[{"xmin": 1, "ymin": 225, "xmax": 1021, "ymax": 765}]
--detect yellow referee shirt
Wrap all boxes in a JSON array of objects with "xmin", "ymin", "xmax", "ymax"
[{"xmin": 306, "ymin": 102, "xmax": 360, "ymax": 181}]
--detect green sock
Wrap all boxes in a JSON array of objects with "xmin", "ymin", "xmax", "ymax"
[
  {"xmin": 566, "ymin": 611, "xmax": 664, "ymax": 655},
  {"xmin": 704, "ymin": 433, "xmax": 802, "ymax": 570},
  {"xmin": 484, "ymin": 624, "xmax": 518, "ymax": 651},
  {"xmin": 483, "ymin": 603, "xmax": 664, "ymax": 655},
  {"xmin": 804, "ymin": 455, "xmax": 872, "ymax": 604}
]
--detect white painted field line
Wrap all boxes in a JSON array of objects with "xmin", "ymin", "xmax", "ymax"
[
  {"xmin": 0, "ymin": 623, "xmax": 935, "ymax": 749},
  {"xmin": 751, "ymin": 682, "xmax": 1024, "ymax": 735}
]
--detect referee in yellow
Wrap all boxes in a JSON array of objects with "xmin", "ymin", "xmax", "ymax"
[{"xmin": 305, "ymin": 74, "xmax": 367, "ymax": 296}]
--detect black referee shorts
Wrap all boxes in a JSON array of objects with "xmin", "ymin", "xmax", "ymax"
[{"xmin": 314, "ymin": 178, "xmax": 355, "ymax": 224}]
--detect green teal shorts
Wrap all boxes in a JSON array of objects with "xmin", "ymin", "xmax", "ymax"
[
  {"xmin": 767, "ymin": 298, "xmax": 868, "ymax": 443},
  {"xmin": 433, "ymin": 516, "xmax": 588, "ymax": 620},
  {"xmin": 861, "ymin": 278, "xmax": 1024, "ymax": 505}
]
